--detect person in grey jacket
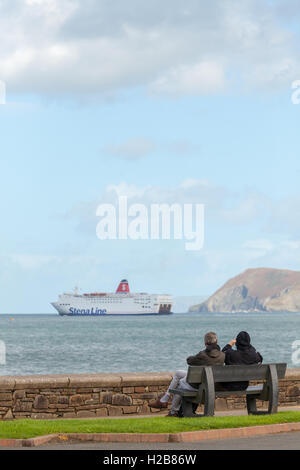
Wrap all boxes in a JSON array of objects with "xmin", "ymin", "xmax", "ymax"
[{"xmin": 149, "ymin": 332, "xmax": 225, "ymax": 417}]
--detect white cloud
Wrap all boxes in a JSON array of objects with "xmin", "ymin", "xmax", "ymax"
[
  {"xmin": 150, "ymin": 62, "xmax": 225, "ymax": 96},
  {"xmin": 0, "ymin": 0, "xmax": 299, "ymax": 98},
  {"xmin": 102, "ymin": 138, "xmax": 200, "ymax": 160},
  {"xmin": 65, "ymin": 179, "xmax": 267, "ymax": 237},
  {"xmin": 63, "ymin": 178, "xmax": 300, "ymax": 260},
  {"xmin": 241, "ymin": 238, "xmax": 300, "ymax": 264},
  {"xmin": 221, "ymin": 190, "xmax": 271, "ymax": 224},
  {"xmin": 3, "ymin": 253, "xmax": 104, "ymax": 270},
  {"xmin": 100, "ymin": 179, "xmax": 230, "ymax": 208},
  {"xmin": 195, "ymin": 237, "xmax": 300, "ymax": 287},
  {"xmin": 242, "ymin": 238, "xmax": 275, "ymax": 258},
  {"xmin": 9, "ymin": 254, "xmax": 60, "ymax": 270}
]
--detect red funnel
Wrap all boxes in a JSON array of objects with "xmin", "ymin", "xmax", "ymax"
[{"xmin": 116, "ymin": 279, "xmax": 130, "ymax": 293}]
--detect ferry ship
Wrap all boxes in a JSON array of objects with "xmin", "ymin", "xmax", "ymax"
[{"xmin": 51, "ymin": 280, "xmax": 173, "ymax": 316}]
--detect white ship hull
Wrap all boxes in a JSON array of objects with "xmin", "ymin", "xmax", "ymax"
[{"xmin": 51, "ymin": 280, "xmax": 173, "ymax": 316}]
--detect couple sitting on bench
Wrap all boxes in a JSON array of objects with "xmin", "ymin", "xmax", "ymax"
[{"xmin": 150, "ymin": 331, "xmax": 263, "ymax": 417}]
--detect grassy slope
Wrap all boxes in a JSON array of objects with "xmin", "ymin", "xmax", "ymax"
[{"xmin": 0, "ymin": 412, "xmax": 300, "ymax": 439}]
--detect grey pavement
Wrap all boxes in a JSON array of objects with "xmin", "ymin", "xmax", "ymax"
[
  {"xmin": 39, "ymin": 431, "xmax": 300, "ymax": 449},
  {"xmin": 0, "ymin": 431, "xmax": 299, "ymax": 450}
]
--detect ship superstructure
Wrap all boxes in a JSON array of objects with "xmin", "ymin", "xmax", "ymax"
[{"xmin": 51, "ymin": 280, "xmax": 173, "ymax": 316}]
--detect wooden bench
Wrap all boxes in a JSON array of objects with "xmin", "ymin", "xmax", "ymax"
[{"xmin": 169, "ymin": 363, "xmax": 287, "ymax": 417}]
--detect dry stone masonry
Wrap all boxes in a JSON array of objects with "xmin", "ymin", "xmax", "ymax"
[{"xmin": 0, "ymin": 369, "xmax": 299, "ymax": 420}]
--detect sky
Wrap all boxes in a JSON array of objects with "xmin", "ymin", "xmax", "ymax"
[{"xmin": 1, "ymin": 0, "xmax": 300, "ymax": 313}]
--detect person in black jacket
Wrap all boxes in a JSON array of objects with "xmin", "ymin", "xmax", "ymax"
[
  {"xmin": 219, "ymin": 331, "xmax": 263, "ymax": 391},
  {"xmin": 149, "ymin": 332, "xmax": 225, "ymax": 416}
]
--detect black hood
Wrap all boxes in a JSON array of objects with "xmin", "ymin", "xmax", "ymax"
[
  {"xmin": 236, "ymin": 331, "xmax": 251, "ymax": 350},
  {"xmin": 222, "ymin": 331, "xmax": 263, "ymax": 369}
]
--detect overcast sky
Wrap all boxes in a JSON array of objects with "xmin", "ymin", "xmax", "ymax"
[{"xmin": 0, "ymin": 0, "xmax": 300, "ymax": 312}]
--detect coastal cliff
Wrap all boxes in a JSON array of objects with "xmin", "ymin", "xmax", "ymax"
[{"xmin": 189, "ymin": 267, "xmax": 300, "ymax": 313}]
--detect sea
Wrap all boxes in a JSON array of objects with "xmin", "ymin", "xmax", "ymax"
[{"xmin": 0, "ymin": 312, "xmax": 299, "ymax": 376}]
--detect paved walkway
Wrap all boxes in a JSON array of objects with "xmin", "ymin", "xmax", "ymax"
[{"xmin": 1, "ymin": 432, "xmax": 299, "ymax": 450}]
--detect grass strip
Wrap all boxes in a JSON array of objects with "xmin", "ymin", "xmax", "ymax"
[{"xmin": 0, "ymin": 411, "xmax": 300, "ymax": 439}]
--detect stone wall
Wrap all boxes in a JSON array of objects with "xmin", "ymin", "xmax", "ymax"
[{"xmin": 0, "ymin": 369, "xmax": 299, "ymax": 420}]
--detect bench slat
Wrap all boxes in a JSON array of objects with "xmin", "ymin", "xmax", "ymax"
[
  {"xmin": 169, "ymin": 384, "xmax": 263, "ymax": 398},
  {"xmin": 186, "ymin": 363, "xmax": 286, "ymax": 384},
  {"xmin": 215, "ymin": 385, "xmax": 263, "ymax": 397}
]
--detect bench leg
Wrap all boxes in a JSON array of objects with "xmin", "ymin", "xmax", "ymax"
[
  {"xmin": 267, "ymin": 364, "xmax": 279, "ymax": 414},
  {"xmin": 180, "ymin": 367, "xmax": 215, "ymax": 418},
  {"xmin": 203, "ymin": 367, "xmax": 215, "ymax": 417},
  {"xmin": 246, "ymin": 395, "xmax": 257, "ymax": 415},
  {"xmin": 181, "ymin": 400, "xmax": 197, "ymax": 418},
  {"xmin": 246, "ymin": 365, "xmax": 279, "ymax": 415}
]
